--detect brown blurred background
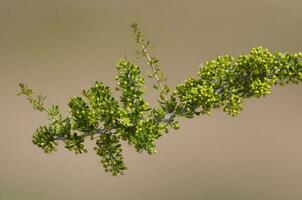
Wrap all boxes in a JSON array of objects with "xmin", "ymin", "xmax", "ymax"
[{"xmin": 0, "ymin": 0, "xmax": 302, "ymax": 199}]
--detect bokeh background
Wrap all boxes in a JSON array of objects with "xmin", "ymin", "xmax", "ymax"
[{"xmin": 1, "ymin": 0, "xmax": 302, "ymax": 199}]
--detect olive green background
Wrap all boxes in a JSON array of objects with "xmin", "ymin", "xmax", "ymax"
[{"xmin": 0, "ymin": 0, "xmax": 302, "ymax": 199}]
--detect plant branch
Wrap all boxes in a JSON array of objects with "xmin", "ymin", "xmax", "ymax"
[
  {"xmin": 131, "ymin": 23, "xmax": 169, "ymax": 102},
  {"xmin": 53, "ymin": 112, "xmax": 177, "ymax": 141}
]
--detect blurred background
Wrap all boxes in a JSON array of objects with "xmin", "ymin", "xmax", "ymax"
[{"xmin": 0, "ymin": 0, "xmax": 302, "ymax": 199}]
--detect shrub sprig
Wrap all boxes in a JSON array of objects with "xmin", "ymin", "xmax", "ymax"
[{"xmin": 18, "ymin": 24, "xmax": 302, "ymax": 176}]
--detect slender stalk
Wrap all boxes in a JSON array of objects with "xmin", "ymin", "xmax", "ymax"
[
  {"xmin": 140, "ymin": 43, "xmax": 168, "ymax": 102},
  {"xmin": 131, "ymin": 23, "xmax": 169, "ymax": 102}
]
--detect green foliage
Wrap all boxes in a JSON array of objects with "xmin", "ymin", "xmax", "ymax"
[
  {"xmin": 82, "ymin": 81, "xmax": 120, "ymax": 129},
  {"xmin": 18, "ymin": 83, "xmax": 46, "ymax": 112},
  {"xmin": 95, "ymin": 133, "xmax": 127, "ymax": 176},
  {"xmin": 18, "ymin": 24, "xmax": 302, "ymax": 176},
  {"xmin": 175, "ymin": 47, "xmax": 302, "ymax": 117},
  {"xmin": 131, "ymin": 118, "xmax": 164, "ymax": 154},
  {"xmin": 32, "ymin": 116, "xmax": 71, "ymax": 153},
  {"xmin": 32, "ymin": 126, "xmax": 58, "ymax": 153},
  {"xmin": 68, "ymin": 97, "xmax": 97, "ymax": 133},
  {"xmin": 115, "ymin": 60, "xmax": 149, "ymax": 126},
  {"xmin": 64, "ymin": 133, "xmax": 87, "ymax": 154}
]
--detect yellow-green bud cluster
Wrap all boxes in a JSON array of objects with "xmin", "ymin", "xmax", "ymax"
[
  {"xmin": 95, "ymin": 133, "xmax": 127, "ymax": 176},
  {"xmin": 115, "ymin": 60, "xmax": 149, "ymax": 127},
  {"xmin": 70, "ymin": 82, "xmax": 126, "ymax": 174},
  {"xmin": 115, "ymin": 60, "xmax": 166, "ymax": 154},
  {"xmin": 175, "ymin": 47, "xmax": 302, "ymax": 117},
  {"xmin": 68, "ymin": 97, "xmax": 97, "ymax": 133},
  {"xmin": 130, "ymin": 118, "xmax": 162, "ymax": 154},
  {"xmin": 83, "ymin": 81, "xmax": 120, "ymax": 129}
]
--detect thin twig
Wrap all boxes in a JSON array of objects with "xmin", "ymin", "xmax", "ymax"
[{"xmin": 54, "ymin": 113, "xmax": 176, "ymax": 141}]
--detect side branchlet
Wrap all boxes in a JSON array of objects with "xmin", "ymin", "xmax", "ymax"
[{"xmin": 131, "ymin": 23, "xmax": 170, "ymax": 104}]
